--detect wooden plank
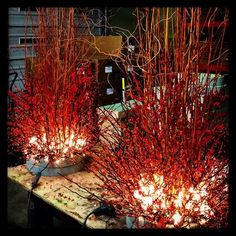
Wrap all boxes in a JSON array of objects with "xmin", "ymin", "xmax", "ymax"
[
  {"xmin": 87, "ymin": 36, "xmax": 122, "ymax": 59},
  {"xmin": 8, "ymin": 165, "xmax": 125, "ymax": 229}
]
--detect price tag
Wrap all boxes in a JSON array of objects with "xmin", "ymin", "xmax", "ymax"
[
  {"xmin": 105, "ymin": 66, "xmax": 112, "ymax": 73},
  {"xmin": 106, "ymin": 88, "xmax": 113, "ymax": 95}
]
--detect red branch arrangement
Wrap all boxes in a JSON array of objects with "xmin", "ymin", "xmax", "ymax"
[
  {"xmin": 88, "ymin": 7, "xmax": 229, "ymax": 228},
  {"xmin": 8, "ymin": 8, "xmax": 98, "ymax": 166}
]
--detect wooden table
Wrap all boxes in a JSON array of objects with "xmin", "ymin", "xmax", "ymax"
[{"xmin": 8, "ymin": 165, "xmax": 126, "ymax": 229}]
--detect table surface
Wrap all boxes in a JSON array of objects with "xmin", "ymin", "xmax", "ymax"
[{"xmin": 8, "ymin": 165, "xmax": 126, "ymax": 229}]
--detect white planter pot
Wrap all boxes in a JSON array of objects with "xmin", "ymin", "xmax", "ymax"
[{"xmin": 26, "ymin": 156, "xmax": 86, "ymax": 176}]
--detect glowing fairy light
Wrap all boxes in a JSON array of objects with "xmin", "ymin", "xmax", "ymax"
[
  {"xmin": 27, "ymin": 128, "xmax": 86, "ymax": 163},
  {"xmin": 174, "ymin": 191, "xmax": 184, "ymax": 208},
  {"xmin": 29, "ymin": 136, "xmax": 37, "ymax": 144},
  {"xmin": 77, "ymin": 138, "xmax": 86, "ymax": 148},
  {"xmin": 132, "ymin": 171, "xmax": 228, "ymax": 227},
  {"xmin": 172, "ymin": 211, "xmax": 182, "ymax": 225},
  {"xmin": 192, "ymin": 192, "xmax": 201, "ymax": 201},
  {"xmin": 185, "ymin": 201, "xmax": 193, "ymax": 210},
  {"xmin": 63, "ymin": 147, "xmax": 69, "ymax": 154}
]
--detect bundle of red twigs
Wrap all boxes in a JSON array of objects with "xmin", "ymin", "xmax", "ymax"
[
  {"xmin": 8, "ymin": 8, "xmax": 98, "ymax": 164},
  {"xmin": 88, "ymin": 7, "xmax": 229, "ymax": 228}
]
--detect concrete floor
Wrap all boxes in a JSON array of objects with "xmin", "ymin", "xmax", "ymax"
[
  {"xmin": 7, "ymin": 179, "xmax": 82, "ymax": 228},
  {"xmin": 7, "ymin": 179, "xmax": 28, "ymax": 228}
]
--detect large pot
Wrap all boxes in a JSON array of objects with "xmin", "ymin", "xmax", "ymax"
[{"xmin": 26, "ymin": 155, "xmax": 86, "ymax": 176}]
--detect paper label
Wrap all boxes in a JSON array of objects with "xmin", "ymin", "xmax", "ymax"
[
  {"xmin": 106, "ymin": 88, "xmax": 113, "ymax": 95},
  {"xmin": 105, "ymin": 66, "xmax": 112, "ymax": 73}
]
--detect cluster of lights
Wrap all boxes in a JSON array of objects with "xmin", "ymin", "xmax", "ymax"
[
  {"xmin": 25, "ymin": 128, "xmax": 86, "ymax": 164},
  {"xmin": 133, "ymin": 171, "xmax": 227, "ymax": 227}
]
